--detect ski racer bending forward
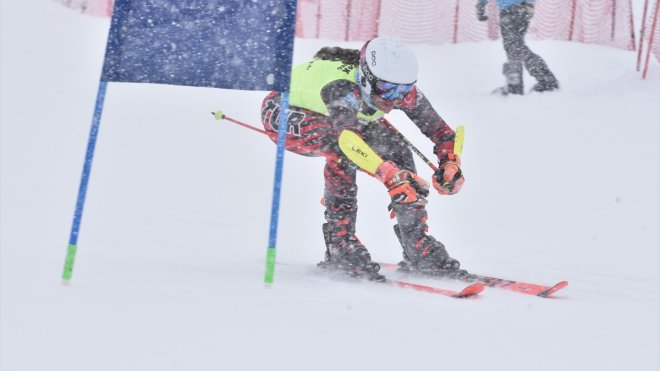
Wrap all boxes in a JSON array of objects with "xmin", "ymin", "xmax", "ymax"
[{"xmin": 260, "ymin": 38, "xmax": 465, "ymax": 279}]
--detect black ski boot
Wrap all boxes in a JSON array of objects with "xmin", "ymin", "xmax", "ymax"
[
  {"xmin": 493, "ymin": 84, "xmax": 524, "ymax": 96},
  {"xmin": 391, "ymin": 201, "xmax": 466, "ymax": 278},
  {"xmin": 318, "ymin": 198, "xmax": 383, "ymax": 281},
  {"xmin": 319, "ymin": 223, "xmax": 383, "ymax": 280},
  {"xmin": 393, "ymin": 225, "xmax": 466, "ymax": 278},
  {"xmin": 526, "ymin": 56, "xmax": 559, "ymax": 93},
  {"xmin": 531, "ymin": 79, "xmax": 559, "ymax": 93},
  {"xmin": 493, "ymin": 61, "xmax": 524, "ymax": 95}
]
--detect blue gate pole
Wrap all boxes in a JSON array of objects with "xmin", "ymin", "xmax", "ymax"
[
  {"xmin": 264, "ymin": 92, "xmax": 290, "ymax": 285},
  {"xmin": 62, "ymin": 80, "xmax": 108, "ymax": 285}
]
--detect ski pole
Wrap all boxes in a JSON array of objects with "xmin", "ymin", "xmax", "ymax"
[
  {"xmin": 381, "ymin": 119, "xmax": 465, "ymax": 169},
  {"xmin": 212, "ymin": 111, "xmax": 341, "ymax": 162},
  {"xmin": 381, "ymin": 118, "xmax": 438, "ymax": 171},
  {"xmin": 212, "ymin": 111, "xmax": 278, "ymax": 140},
  {"xmin": 214, "ymin": 112, "xmax": 465, "ymax": 168},
  {"xmin": 380, "ymin": 118, "xmax": 464, "ymax": 186}
]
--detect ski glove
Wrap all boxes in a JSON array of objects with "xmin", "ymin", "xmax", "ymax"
[
  {"xmin": 476, "ymin": 2, "xmax": 488, "ymax": 21},
  {"xmin": 375, "ymin": 161, "xmax": 429, "ymax": 204},
  {"xmin": 433, "ymin": 154, "xmax": 464, "ymax": 195}
]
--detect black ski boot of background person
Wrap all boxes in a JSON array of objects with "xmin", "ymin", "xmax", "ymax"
[
  {"xmin": 493, "ymin": 61, "xmax": 524, "ymax": 95},
  {"xmin": 525, "ymin": 47, "xmax": 560, "ymax": 93},
  {"xmin": 531, "ymin": 79, "xmax": 560, "ymax": 93},
  {"xmin": 319, "ymin": 223, "xmax": 385, "ymax": 281}
]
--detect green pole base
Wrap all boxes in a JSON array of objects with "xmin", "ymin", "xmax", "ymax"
[
  {"xmin": 62, "ymin": 243, "xmax": 77, "ymax": 284},
  {"xmin": 264, "ymin": 248, "xmax": 277, "ymax": 284}
]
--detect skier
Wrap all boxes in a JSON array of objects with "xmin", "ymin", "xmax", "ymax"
[
  {"xmin": 476, "ymin": 0, "xmax": 560, "ymax": 94},
  {"xmin": 260, "ymin": 37, "xmax": 465, "ymax": 279}
]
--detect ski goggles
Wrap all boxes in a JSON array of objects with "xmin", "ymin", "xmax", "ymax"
[{"xmin": 373, "ymin": 81, "xmax": 415, "ymax": 101}]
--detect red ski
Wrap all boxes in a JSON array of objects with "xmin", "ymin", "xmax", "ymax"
[
  {"xmin": 386, "ymin": 279, "xmax": 484, "ymax": 298},
  {"xmin": 315, "ymin": 261, "xmax": 484, "ymax": 299},
  {"xmin": 460, "ymin": 274, "xmax": 568, "ymax": 298},
  {"xmin": 380, "ymin": 263, "xmax": 568, "ymax": 298}
]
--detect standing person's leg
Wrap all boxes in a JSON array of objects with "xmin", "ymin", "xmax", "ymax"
[
  {"xmin": 363, "ymin": 121, "xmax": 461, "ymax": 272},
  {"xmin": 499, "ymin": 5, "xmax": 526, "ymax": 94},
  {"xmin": 503, "ymin": 4, "xmax": 559, "ymax": 93},
  {"xmin": 519, "ymin": 4, "xmax": 559, "ymax": 91}
]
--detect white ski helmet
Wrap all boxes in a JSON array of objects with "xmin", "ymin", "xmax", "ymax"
[{"xmin": 358, "ymin": 37, "xmax": 418, "ymax": 97}]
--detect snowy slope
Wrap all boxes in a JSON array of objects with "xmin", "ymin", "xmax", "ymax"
[{"xmin": 1, "ymin": 1, "xmax": 658, "ymax": 371}]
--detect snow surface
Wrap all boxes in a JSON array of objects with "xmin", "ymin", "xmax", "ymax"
[{"xmin": 1, "ymin": 1, "xmax": 659, "ymax": 371}]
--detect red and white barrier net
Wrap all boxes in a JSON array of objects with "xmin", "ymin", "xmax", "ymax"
[
  {"xmin": 56, "ymin": 0, "xmax": 113, "ymax": 17},
  {"xmin": 637, "ymin": 0, "xmax": 660, "ymax": 77},
  {"xmin": 650, "ymin": 1, "xmax": 660, "ymax": 62},
  {"xmin": 296, "ymin": 0, "xmax": 635, "ymax": 50},
  {"xmin": 57, "ymin": 0, "xmax": 657, "ymax": 70}
]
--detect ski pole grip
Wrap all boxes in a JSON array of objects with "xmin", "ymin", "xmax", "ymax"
[
  {"xmin": 213, "ymin": 110, "xmax": 225, "ymax": 120},
  {"xmin": 453, "ymin": 125, "xmax": 464, "ymax": 157}
]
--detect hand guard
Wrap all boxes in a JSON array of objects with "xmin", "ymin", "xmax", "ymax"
[
  {"xmin": 433, "ymin": 155, "xmax": 464, "ymax": 195},
  {"xmin": 476, "ymin": 2, "xmax": 488, "ymax": 22},
  {"xmin": 375, "ymin": 161, "xmax": 429, "ymax": 204}
]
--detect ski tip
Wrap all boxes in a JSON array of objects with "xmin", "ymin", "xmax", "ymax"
[
  {"xmin": 453, "ymin": 283, "xmax": 485, "ymax": 298},
  {"xmin": 537, "ymin": 281, "xmax": 569, "ymax": 298},
  {"xmin": 61, "ymin": 279, "xmax": 71, "ymax": 286}
]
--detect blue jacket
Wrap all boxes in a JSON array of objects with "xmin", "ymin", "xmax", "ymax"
[{"xmin": 479, "ymin": 0, "xmax": 535, "ymax": 10}]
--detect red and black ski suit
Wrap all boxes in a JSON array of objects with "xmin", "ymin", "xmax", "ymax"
[{"xmin": 260, "ymin": 72, "xmax": 460, "ymax": 266}]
